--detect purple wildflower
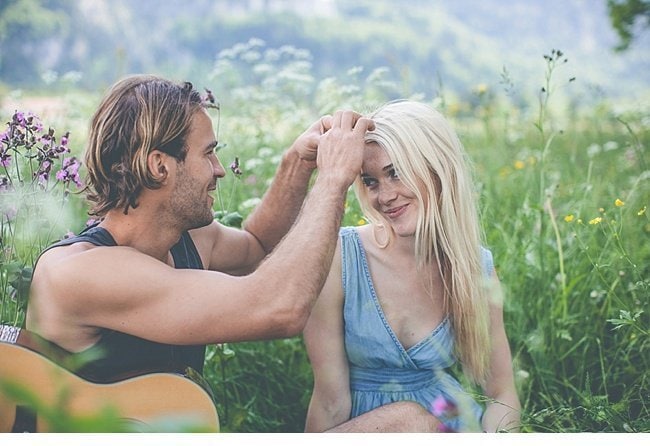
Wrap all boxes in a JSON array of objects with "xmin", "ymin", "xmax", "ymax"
[
  {"xmin": 12, "ymin": 111, "xmax": 26, "ymax": 127},
  {"xmin": 230, "ymin": 157, "xmax": 242, "ymax": 176},
  {"xmin": 35, "ymin": 159, "xmax": 52, "ymax": 187},
  {"xmin": 31, "ymin": 117, "xmax": 43, "ymax": 133},
  {"xmin": 202, "ymin": 88, "xmax": 219, "ymax": 109},
  {"xmin": 0, "ymin": 151, "xmax": 10, "ymax": 168},
  {"xmin": 39, "ymin": 133, "xmax": 52, "ymax": 145},
  {"xmin": 55, "ymin": 157, "xmax": 83, "ymax": 188}
]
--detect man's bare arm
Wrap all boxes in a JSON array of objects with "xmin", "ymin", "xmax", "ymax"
[
  {"xmin": 29, "ymin": 111, "xmax": 373, "ymax": 349},
  {"xmin": 240, "ymin": 118, "xmax": 325, "ymax": 255},
  {"xmin": 242, "ymin": 148, "xmax": 313, "ymax": 254},
  {"xmin": 203, "ymin": 117, "xmax": 327, "ymax": 274}
]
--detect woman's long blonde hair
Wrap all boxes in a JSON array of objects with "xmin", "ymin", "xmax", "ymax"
[{"xmin": 354, "ymin": 100, "xmax": 491, "ymax": 384}]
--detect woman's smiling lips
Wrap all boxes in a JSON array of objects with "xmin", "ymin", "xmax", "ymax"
[{"xmin": 384, "ymin": 204, "xmax": 408, "ymax": 219}]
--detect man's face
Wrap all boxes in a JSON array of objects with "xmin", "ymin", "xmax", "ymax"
[{"xmin": 170, "ymin": 110, "xmax": 225, "ymax": 230}]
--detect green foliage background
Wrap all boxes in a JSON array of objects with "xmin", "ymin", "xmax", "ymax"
[
  {"xmin": 0, "ymin": 1, "xmax": 648, "ymax": 434},
  {"xmin": 198, "ymin": 43, "xmax": 649, "ymax": 433}
]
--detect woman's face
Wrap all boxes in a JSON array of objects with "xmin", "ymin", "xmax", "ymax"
[{"xmin": 360, "ymin": 142, "xmax": 419, "ymax": 238}]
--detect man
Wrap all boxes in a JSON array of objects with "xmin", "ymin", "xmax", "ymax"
[{"xmin": 25, "ymin": 75, "xmax": 439, "ymax": 432}]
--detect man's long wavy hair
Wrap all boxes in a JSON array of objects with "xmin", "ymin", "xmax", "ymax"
[
  {"xmin": 354, "ymin": 100, "xmax": 491, "ymax": 384},
  {"xmin": 84, "ymin": 74, "xmax": 203, "ymax": 216}
]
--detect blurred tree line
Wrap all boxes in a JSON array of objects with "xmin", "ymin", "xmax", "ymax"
[
  {"xmin": 0, "ymin": 0, "xmax": 648, "ymax": 100},
  {"xmin": 607, "ymin": 0, "xmax": 650, "ymax": 50}
]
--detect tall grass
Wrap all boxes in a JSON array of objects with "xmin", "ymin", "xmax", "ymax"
[{"xmin": 0, "ymin": 42, "xmax": 647, "ymax": 432}]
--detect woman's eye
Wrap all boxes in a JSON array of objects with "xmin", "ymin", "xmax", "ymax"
[
  {"xmin": 389, "ymin": 168, "xmax": 399, "ymax": 179},
  {"xmin": 361, "ymin": 177, "xmax": 377, "ymax": 187}
]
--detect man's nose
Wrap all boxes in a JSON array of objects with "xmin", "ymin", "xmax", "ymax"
[{"xmin": 213, "ymin": 156, "xmax": 226, "ymax": 178}]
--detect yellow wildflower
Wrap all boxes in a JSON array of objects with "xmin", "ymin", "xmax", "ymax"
[
  {"xmin": 357, "ymin": 218, "xmax": 366, "ymax": 225},
  {"xmin": 599, "ymin": 207, "xmax": 605, "ymax": 213},
  {"xmin": 514, "ymin": 160, "xmax": 525, "ymax": 170},
  {"xmin": 589, "ymin": 217, "xmax": 602, "ymax": 225},
  {"xmin": 615, "ymin": 198, "xmax": 625, "ymax": 207},
  {"xmin": 638, "ymin": 206, "xmax": 646, "ymax": 216},
  {"xmin": 447, "ymin": 102, "xmax": 461, "ymax": 117},
  {"xmin": 475, "ymin": 83, "xmax": 488, "ymax": 94},
  {"xmin": 564, "ymin": 214, "xmax": 575, "ymax": 222}
]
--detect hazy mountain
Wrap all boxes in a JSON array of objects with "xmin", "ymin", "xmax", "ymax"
[
  {"xmin": 2, "ymin": 0, "xmax": 648, "ymax": 105},
  {"xmin": 111, "ymin": 0, "xmax": 650, "ymax": 103},
  {"xmin": 435, "ymin": 0, "xmax": 649, "ymax": 101}
]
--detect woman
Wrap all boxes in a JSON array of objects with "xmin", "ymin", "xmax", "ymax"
[{"xmin": 303, "ymin": 100, "xmax": 521, "ymax": 432}]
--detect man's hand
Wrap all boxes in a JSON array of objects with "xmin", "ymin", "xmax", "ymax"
[
  {"xmin": 316, "ymin": 110, "xmax": 375, "ymax": 189},
  {"xmin": 290, "ymin": 115, "xmax": 333, "ymax": 169}
]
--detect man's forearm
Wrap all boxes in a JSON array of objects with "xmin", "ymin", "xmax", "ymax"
[
  {"xmin": 244, "ymin": 175, "xmax": 348, "ymax": 338},
  {"xmin": 243, "ymin": 148, "xmax": 314, "ymax": 253}
]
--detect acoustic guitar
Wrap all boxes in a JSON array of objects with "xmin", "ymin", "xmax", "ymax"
[{"xmin": 0, "ymin": 324, "xmax": 219, "ymax": 432}]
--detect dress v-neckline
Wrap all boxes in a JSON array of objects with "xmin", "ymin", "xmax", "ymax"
[{"xmin": 351, "ymin": 228, "xmax": 448, "ymax": 356}]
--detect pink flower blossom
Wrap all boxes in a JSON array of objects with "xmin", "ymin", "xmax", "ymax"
[
  {"xmin": 436, "ymin": 423, "xmax": 456, "ymax": 433},
  {"xmin": 431, "ymin": 395, "xmax": 458, "ymax": 417},
  {"xmin": 431, "ymin": 395, "xmax": 459, "ymax": 433}
]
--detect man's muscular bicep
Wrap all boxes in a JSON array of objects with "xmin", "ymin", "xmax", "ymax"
[
  {"xmin": 191, "ymin": 221, "xmax": 267, "ymax": 275},
  {"xmin": 36, "ymin": 246, "xmax": 266, "ymax": 345}
]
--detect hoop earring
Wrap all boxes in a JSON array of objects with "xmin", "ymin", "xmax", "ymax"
[{"xmin": 372, "ymin": 224, "xmax": 390, "ymax": 249}]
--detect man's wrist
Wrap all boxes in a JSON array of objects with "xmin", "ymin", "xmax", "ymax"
[
  {"xmin": 310, "ymin": 172, "xmax": 351, "ymax": 201},
  {"xmin": 285, "ymin": 144, "xmax": 317, "ymax": 174}
]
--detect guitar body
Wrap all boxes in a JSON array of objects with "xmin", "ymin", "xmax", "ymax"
[{"xmin": 0, "ymin": 326, "xmax": 219, "ymax": 432}]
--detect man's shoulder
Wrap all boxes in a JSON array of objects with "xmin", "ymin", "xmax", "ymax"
[
  {"xmin": 37, "ymin": 240, "xmax": 102, "ymax": 267},
  {"xmin": 35, "ymin": 241, "xmax": 142, "ymax": 279}
]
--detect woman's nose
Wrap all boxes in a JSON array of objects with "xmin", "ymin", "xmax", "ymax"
[{"xmin": 377, "ymin": 182, "xmax": 397, "ymax": 204}]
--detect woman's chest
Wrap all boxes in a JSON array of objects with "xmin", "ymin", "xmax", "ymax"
[{"xmin": 367, "ymin": 257, "xmax": 445, "ymax": 350}]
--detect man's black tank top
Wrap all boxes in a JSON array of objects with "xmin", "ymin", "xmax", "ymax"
[{"xmin": 38, "ymin": 225, "xmax": 207, "ymax": 382}]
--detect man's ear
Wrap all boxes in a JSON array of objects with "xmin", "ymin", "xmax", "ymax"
[{"xmin": 147, "ymin": 149, "xmax": 171, "ymax": 183}]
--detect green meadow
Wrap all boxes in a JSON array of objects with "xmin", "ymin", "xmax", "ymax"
[{"xmin": 1, "ymin": 43, "xmax": 648, "ymax": 432}]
